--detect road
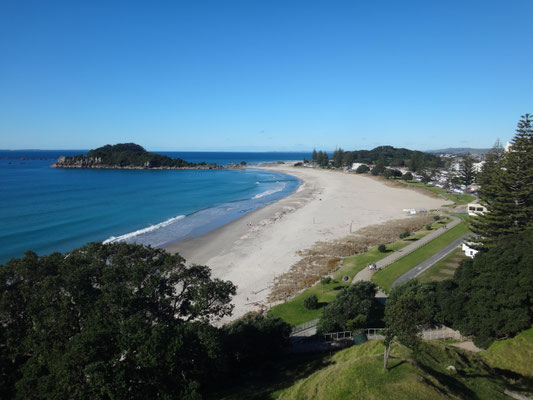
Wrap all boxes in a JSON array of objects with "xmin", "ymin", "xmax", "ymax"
[{"xmin": 391, "ymin": 233, "xmax": 471, "ymax": 288}]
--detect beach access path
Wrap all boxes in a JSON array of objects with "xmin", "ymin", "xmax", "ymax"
[
  {"xmin": 351, "ymin": 215, "xmax": 462, "ymax": 289},
  {"xmin": 166, "ymin": 165, "xmax": 446, "ymax": 322}
]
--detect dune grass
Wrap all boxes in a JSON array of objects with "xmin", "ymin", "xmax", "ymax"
[{"xmin": 372, "ymin": 220, "xmax": 470, "ymax": 293}]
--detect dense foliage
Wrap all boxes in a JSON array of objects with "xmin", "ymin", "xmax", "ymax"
[
  {"xmin": 0, "ymin": 243, "xmax": 239, "ymax": 399},
  {"xmin": 59, "ymin": 143, "xmax": 217, "ymax": 168},
  {"xmin": 437, "ymin": 230, "xmax": 533, "ymax": 348},
  {"xmin": 317, "ymin": 281, "xmax": 378, "ymax": 334},
  {"xmin": 470, "ymin": 114, "xmax": 533, "ymax": 248},
  {"xmin": 311, "ymin": 146, "xmax": 443, "ymax": 172}
]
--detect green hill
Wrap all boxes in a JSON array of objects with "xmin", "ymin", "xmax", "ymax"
[
  {"xmin": 53, "ymin": 143, "xmax": 220, "ymax": 169},
  {"xmin": 275, "ymin": 340, "xmax": 529, "ymax": 400},
  {"xmin": 481, "ymin": 327, "xmax": 533, "ymax": 379}
]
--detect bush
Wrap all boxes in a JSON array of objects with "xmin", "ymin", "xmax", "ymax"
[
  {"xmin": 371, "ymin": 164, "xmax": 386, "ymax": 176},
  {"xmin": 317, "ymin": 281, "xmax": 378, "ymax": 333},
  {"xmin": 321, "ymin": 277, "xmax": 332, "ymax": 285},
  {"xmin": 433, "ymin": 215, "xmax": 441, "ymax": 221},
  {"xmin": 426, "ymin": 224, "xmax": 432, "ymax": 230},
  {"xmin": 399, "ymin": 231, "xmax": 410, "ymax": 239},
  {"xmin": 402, "ymin": 172, "xmax": 413, "ymax": 181},
  {"xmin": 383, "ymin": 169, "xmax": 394, "ymax": 179},
  {"xmin": 355, "ymin": 164, "xmax": 370, "ymax": 174},
  {"xmin": 378, "ymin": 244, "xmax": 387, "ymax": 253},
  {"xmin": 304, "ymin": 295, "xmax": 319, "ymax": 310}
]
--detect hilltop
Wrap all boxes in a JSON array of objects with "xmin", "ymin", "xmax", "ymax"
[{"xmin": 51, "ymin": 143, "xmax": 228, "ymax": 169}]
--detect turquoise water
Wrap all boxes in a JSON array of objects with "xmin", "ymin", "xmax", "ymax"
[{"xmin": 0, "ymin": 151, "xmax": 306, "ymax": 263}]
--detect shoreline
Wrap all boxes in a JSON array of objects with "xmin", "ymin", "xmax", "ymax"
[{"xmin": 164, "ymin": 165, "xmax": 447, "ymax": 323}]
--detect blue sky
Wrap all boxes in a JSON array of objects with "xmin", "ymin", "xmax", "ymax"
[{"xmin": 1, "ymin": 0, "xmax": 532, "ymax": 151}]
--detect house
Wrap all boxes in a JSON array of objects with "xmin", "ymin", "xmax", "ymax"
[
  {"xmin": 462, "ymin": 242, "xmax": 479, "ymax": 258},
  {"xmin": 467, "ymin": 202, "xmax": 487, "ymax": 216}
]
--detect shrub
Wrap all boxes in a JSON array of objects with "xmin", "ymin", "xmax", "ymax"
[
  {"xmin": 321, "ymin": 277, "xmax": 332, "ymax": 285},
  {"xmin": 433, "ymin": 215, "xmax": 441, "ymax": 221},
  {"xmin": 355, "ymin": 164, "xmax": 370, "ymax": 174},
  {"xmin": 399, "ymin": 231, "xmax": 410, "ymax": 239},
  {"xmin": 402, "ymin": 172, "xmax": 413, "ymax": 181},
  {"xmin": 304, "ymin": 295, "xmax": 319, "ymax": 310},
  {"xmin": 378, "ymin": 244, "xmax": 387, "ymax": 253},
  {"xmin": 371, "ymin": 164, "xmax": 386, "ymax": 176},
  {"xmin": 426, "ymin": 224, "xmax": 432, "ymax": 230}
]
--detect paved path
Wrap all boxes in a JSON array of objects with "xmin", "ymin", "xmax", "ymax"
[
  {"xmin": 352, "ymin": 216, "xmax": 461, "ymax": 285},
  {"xmin": 290, "ymin": 216, "xmax": 461, "ymax": 339},
  {"xmin": 391, "ymin": 233, "xmax": 471, "ymax": 288}
]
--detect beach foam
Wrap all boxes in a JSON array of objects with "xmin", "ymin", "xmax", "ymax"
[{"xmin": 103, "ymin": 215, "xmax": 185, "ymax": 244}]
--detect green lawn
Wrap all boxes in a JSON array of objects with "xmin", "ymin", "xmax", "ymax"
[
  {"xmin": 372, "ymin": 220, "xmax": 471, "ymax": 292},
  {"xmin": 418, "ymin": 246, "xmax": 468, "ymax": 282},
  {"xmin": 402, "ymin": 180, "xmax": 476, "ymax": 205},
  {"xmin": 268, "ymin": 219, "xmax": 452, "ymax": 326}
]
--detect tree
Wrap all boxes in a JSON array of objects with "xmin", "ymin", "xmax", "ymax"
[
  {"xmin": 304, "ymin": 295, "xmax": 319, "ymax": 310},
  {"xmin": 356, "ymin": 164, "xmax": 370, "ymax": 174},
  {"xmin": 0, "ymin": 242, "xmax": 236, "ymax": 399},
  {"xmin": 439, "ymin": 230, "xmax": 533, "ymax": 348},
  {"xmin": 378, "ymin": 244, "xmax": 387, "ymax": 253},
  {"xmin": 311, "ymin": 149, "xmax": 318, "ymax": 163},
  {"xmin": 371, "ymin": 164, "xmax": 386, "ymax": 176},
  {"xmin": 383, "ymin": 168, "xmax": 394, "ymax": 179},
  {"xmin": 402, "ymin": 172, "xmax": 413, "ymax": 181},
  {"xmin": 470, "ymin": 114, "xmax": 533, "ymax": 249},
  {"xmin": 459, "ymin": 153, "xmax": 476, "ymax": 186},
  {"xmin": 317, "ymin": 282, "xmax": 377, "ymax": 334},
  {"xmin": 221, "ymin": 314, "xmax": 291, "ymax": 372},
  {"xmin": 383, "ymin": 280, "xmax": 436, "ymax": 369},
  {"xmin": 332, "ymin": 148, "xmax": 344, "ymax": 168}
]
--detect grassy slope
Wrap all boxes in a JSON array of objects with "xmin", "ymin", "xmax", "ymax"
[
  {"xmin": 418, "ymin": 246, "xmax": 468, "ymax": 282},
  {"xmin": 372, "ymin": 221, "xmax": 470, "ymax": 292},
  {"xmin": 268, "ymin": 220, "xmax": 450, "ymax": 325},
  {"xmin": 277, "ymin": 340, "xmax": 514, "ymax": 400},
  {"xmin": 482, "ymin": 327, "xmax": 533, "ymax": 379}
]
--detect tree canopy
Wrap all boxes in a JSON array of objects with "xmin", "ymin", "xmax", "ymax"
[{"xmin": 0, "ymin": 242, "xmax": 236, "ymax": 399}]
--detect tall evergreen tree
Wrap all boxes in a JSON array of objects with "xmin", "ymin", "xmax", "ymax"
[
  {"xmin": 470, "ymin": 114, "xmax": 533, "ymax": 248},
  {"xmin": 459, "ymin": 153, "xmax": 476, "ymax": 186},
  {"xmin": 311, "ymin": 148, "xmax": 318, "ymax": 163}
]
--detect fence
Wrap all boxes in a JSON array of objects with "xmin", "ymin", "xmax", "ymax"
[
  {"xmin": 322, "ymin": 326, "xmax": 461, "ymax": 343},
  {"xmin": 420, "ymin": 325, "xmax": 463, "ymax": 340},
  {"xmin": 291, "ymin": 318, "xmax": 319, "ymax": 335}
]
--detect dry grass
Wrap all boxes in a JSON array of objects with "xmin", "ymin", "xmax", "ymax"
[{"xmin": 267, "ymin": 214, "xmax": 434, "ymax": 303}]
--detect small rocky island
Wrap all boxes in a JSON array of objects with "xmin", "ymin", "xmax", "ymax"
[{"xmin": 52, "ymin": 143, "xmax": 243, "ymax": 170}]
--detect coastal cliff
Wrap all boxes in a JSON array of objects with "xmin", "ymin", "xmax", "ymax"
[{"xmin": 51, "ymin": 143, "xmax": 243, "ymax": 170}]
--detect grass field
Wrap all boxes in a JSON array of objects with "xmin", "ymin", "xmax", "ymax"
[
  {"xmin": 372, "ymin": 220, "xmax": 471, "ymax": 292},
  {"xmin": 272, "ymin": 341, "xmax": 516, "ymax": 400},
  {"xmin": 482, "ymin": 327, "xmax": 533, "ymax": 379},
  {"xmin": 268, "ymin": 219, "xmax": 451, "ymax": 326},
  {"xmin": 402, "ymin": 180, "xmax": 476, "ymax": 205},
  {"xmin": 418, "ymin": 246, "xmax": 468, "ymax": 282}
]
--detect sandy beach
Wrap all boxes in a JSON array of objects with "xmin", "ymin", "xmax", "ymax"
[{"xmin": 165, "ymin": 165, "xmax": 446, "ymax": 322}]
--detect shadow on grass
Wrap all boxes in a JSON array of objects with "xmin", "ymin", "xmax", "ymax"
[
  {"xmin": 405, "ymin": 238, "xmax": 419, "ymax": 242},
  {"xmin": 333, "ymin": 286, "xmax": 345, "ymax": 291},
  {"xmin": 210, "ymin": 352, "xmax": 334, "ymax": 400}
]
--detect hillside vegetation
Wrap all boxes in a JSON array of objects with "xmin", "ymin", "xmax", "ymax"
[
  {"xmin": 54, "ymin": 143, "xmax": 219, "ymax": 168},
  {"xmin": 482, "ymin": 327, "xmax": 533, "ymax": 379},
  {"xmin": 277, "ymin": 340, "xmax": 524, "ymax": 400}
]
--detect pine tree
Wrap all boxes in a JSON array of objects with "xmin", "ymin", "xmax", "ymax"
[
  {"xmin": 470, "ymin": 114, "xmax": 533, "ymax": 248},
  {"xmin": 459, "ymin": 153, "xmax": 476, "ymax": 186},
  {"xmin": 311, "ymin": 148, "xmax": 318, "ymax": 163}
]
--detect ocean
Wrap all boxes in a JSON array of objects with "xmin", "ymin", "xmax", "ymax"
[{"xmin": 0, "ymin": 150, "xmax": 310, "ymax": 264}]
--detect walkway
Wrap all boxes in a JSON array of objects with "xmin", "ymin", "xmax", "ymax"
[
  {"xmin": 351, "ymin": 215, "xmax": 461, "ymax": 286},
  {"xmin": 391, "ymin": 233, "xmax": 471, "ymax": 288}
]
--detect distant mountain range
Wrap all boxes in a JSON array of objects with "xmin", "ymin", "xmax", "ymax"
[{"xmin": 425, "ymin": 147, "xmax": 491, "ymax": 155}]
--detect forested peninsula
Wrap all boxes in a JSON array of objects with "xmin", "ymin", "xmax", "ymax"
[{"xmin": 51, "ymin": 143, "xmax": 234, "ymax": 169}]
